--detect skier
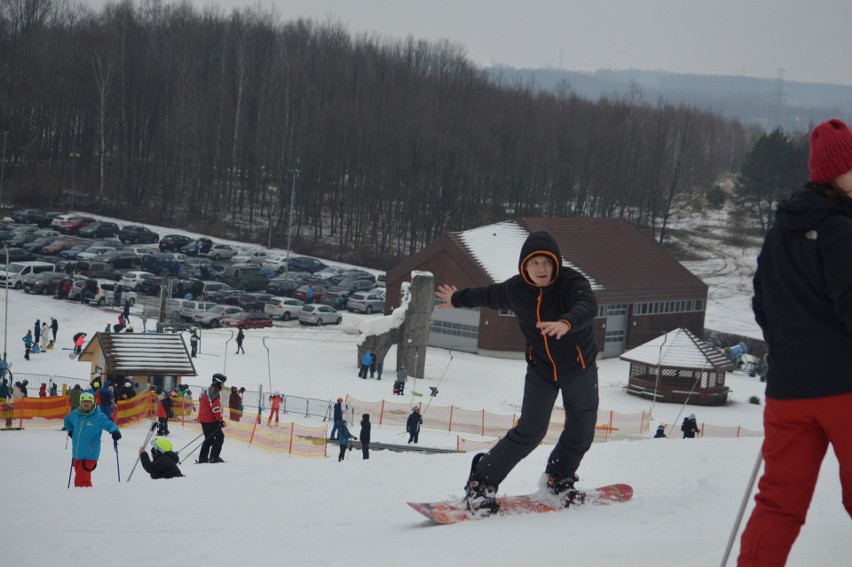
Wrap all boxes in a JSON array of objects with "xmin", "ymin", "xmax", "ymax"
[
  {"xmin": 268, "ymin": 392, "xmax": 283, "ymax": 425},
  {"xmin": 406, "ymin": 406, "xmax": 422, "ymax": 444},
  {"xmin": 436, "ymin": 230, "xmax": 599, "ymax": 515},
  {"xmin": 197, "ymin": 373, "xmax": 227, "ymax": 463},
  {"xmin": 739, "ymin": 118, "xmax": 852, "ymax": 566},
  {"xmin": 139, "ymin": 438, "xmax": 184, "ymax": 479},
  {"xmin": 337, "ymin": 419, "xmax": 356, "ymax": 462},
  {"xmin": 681, "ymin": 414, "xmax": 698, "ymax": 438},
  {"xmin": 63, "ymin": 392, "xmax": 122, "ymax": 487},
  {"xmin": 189, "ymin": 329, "xmax": 200, "ymax": 358},
  {"xmin": 359, "ymin": 413, "xmax": 371, "ymax": 460},
  {"xmin": 156, "ymin": 390, "xmax": 173, "ymax": 436},
  {"xmin": 235, "ymin": 326, "xmax": 245, "ymax": 354},
  {"xmin": 329, "ymin": 397, "xmax": 343, "ymax": 440}
]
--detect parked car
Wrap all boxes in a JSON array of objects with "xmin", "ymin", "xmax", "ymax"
[
  {"xmin": 202, "ymin": 243, "xmax": 237, "ymax": 261},
  {"xmin": 219, "ymin": 311, "xmax": 273, "ymax": 329},
  {"xmin": 42, "ymin": 212, "xmax": 65, "ymax": 228},
  {"xmin": 125, "ymin": 245, "xmax": 158, "ymax": 259},
  {"xmin": 192, "ymin": 304, "xmax": 244, "ymax": 328},
  {"xmin": 159, "ymin": 234, "xmax": 193, "ymax": 252},
  {"xmin": 321, "ymin": 289, "xmax": 350, "ymax": 309},
  {"xmin": 293, "ymin": 284, "xmax": 328, "ymax": 304},
  {"xmin": 119, "ymin": 225, "xmax": 159, "ymax": 244},
  {"xmin": 200, "ymin": 281, "xmax": 232, "ymax": 299},
  {"xmin": 5, "ymin": 232, "xmax": 38, "ymax": 247},
  {"xmin": 137, "ymin": 276, "xmax": 163, "ymax": 296},
  {"xmin": 50, "ymin": 214, "xmax": 74, "ymax": 230},
  {"xmin": 22, "ymin": 237, "xmax": 56, "ymax": 254},
  {"xmin": 180, "ymin": 300, "xmax": 218, "ymax": 321},
  {"xmin": 78, "ymin": 221, "xmax": 120, "ymax": 238},
  {"xmin": 0, "ymin": 261, "xmax": 57, "ymax": 289},
  {"xmin": 3, "ymin": 247, "xmax": 37, "ymax": 263},
  {"xmin": 140, "ymin": 253, "xmax": 181, "ymax": 276},
  {"xmin": 57, "ymin": 216, "xmax": 97, "ymax": 234},
  {"xmin": 287, "ymin": 256, "xmax": 328, "ymax": 274},
  {"xmin": 98, "ymin": 250, "xmax": 138, "ymax": 269},
  {"xmin": 74, "ymin": 260, "xmax": 121, "ymax": 281},
  {"xmin": 266, "ymin": 278, "xmax": 301, "ymax": 297},
  {"xmin": 59, "ymin": 243, "xmax": 93, "ymax": 260},
  {"xmin": 119, "ymin": 271, "xmax": 158, "ymax": 291},
  {"xmin": 220, "ymin": 264, "xmax": 269, "ymax": 291},
  {"xmin": 330, "ymin": 278, "xmax": 374, "ymax": 295},
  {"xmin": 0, "ymin": 229, "xmax": 19, "ymax": 242},
  {"xmin": 179, "ymin": 237, "xmax": 212, "ymax": 256},
  {"xmin": 232, "ymin": 249, "xmax": 269, "ymax": 266},
  {"xmin": 335, "ymin": 269, "xmax": 376, "ymax": 284},
  {"xmin": 41, "ymin": 238, "xmax": 86, "ymax": 255},
  {"xmin": 314, "ymin": 266, "xmax": 348, "ymax": 281},
  {"xmin": 76, "ymin": 245, "xmax": 120, "ymax": 261},
  {"xmin": 298, "ymin": 304, "xmax": 342, "ymax": 326},
  {"xmin": 11, "ymin": 209, "xmax": 47, "ymax": 225},
  {"xmin": 91, "ymin": 280, "xmax": 138, "ymax": 307},
  {"xmin": 178, "ymin": 260, "xmax": 222, "ymax": 281},
  {"xmin": 346, "ymin": 290, "xmax": 386, "ymax": 314},
  {"xmin": 67, "ymin": 278, "xmax": 99, "ymax": 303},
  {"xmin": 22, "ymin": 271, "xmax": 67, "ymax": 295},
  {"xmin": 237, "ymin": 292, "xmax": 272, "ymax": 312},
  {"xmin": 262, "ymin": 255, "xmax": 290, "ymax": 274},
  {"xmin": 265, "ymin": 297, "xmax": 304, "ymax": 321},
  {"xmin": 207, "ymin": 288, "xmax": 244, "ymax": 305}
]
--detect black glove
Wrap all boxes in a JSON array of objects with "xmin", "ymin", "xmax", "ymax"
[
  {"xmin": 67, "ymin": 430, "xmax": 73, "ymax": 438},
  {"xmin": 111, "ymin": 430, "xmax": 122, "ymax": 441},
  {"xmin": 352, "ymin": 437, "xmax": 358, "ymax": 441},
  {"xmin": 217, "ymin": 420, "xmax": 226, "ymax": 428}
]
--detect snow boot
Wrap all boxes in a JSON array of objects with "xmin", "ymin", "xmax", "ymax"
[
  {"xmin": 463, "ymin": 453, "xmax": 499, "ymax": 516},
  {"xmin": 546, "ymin": 473, "xmax": 585, "ymax": 507}
]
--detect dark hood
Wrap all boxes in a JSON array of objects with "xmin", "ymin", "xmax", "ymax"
[
  {"xmin": 775, "ymin": 184, "xmax": 852, "ymax": 231},
  {"xmin": 518, "ymin": 231, "xmax": 561, "ymax": 286}
]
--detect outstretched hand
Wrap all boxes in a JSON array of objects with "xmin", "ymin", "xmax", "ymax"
[
  {"xmin": 435, "ymin": 284, "xmax": 458, "ymax": 308},
  {"xmin": 536, "ymin": 320, "xmax": 571, "ymax": 339}
]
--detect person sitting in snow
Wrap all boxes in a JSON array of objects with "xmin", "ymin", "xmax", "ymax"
[{"xmin": 139, "ymin": 437, "xmax": 184, "ymax": 479}]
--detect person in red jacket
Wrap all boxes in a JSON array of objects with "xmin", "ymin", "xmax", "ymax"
[
  {"xmin": 156, "ymin": 390, "xmax": 173, "ymax": 436},
  {"xmin": 197, "ymin": 373, "xmax": 227, "ymax": 464},
  {"xmin": 268, "ymin": 392, "xmax": 283, "ymax": 425}
]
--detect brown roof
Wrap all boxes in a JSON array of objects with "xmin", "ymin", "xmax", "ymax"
[{"xmin": 79, "ymin": 332, "xmax": 197, "ymax": 376}]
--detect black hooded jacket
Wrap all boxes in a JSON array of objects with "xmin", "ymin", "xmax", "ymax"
[
  {"xmin": 753, "ymin": 184, "xmax": 852, "ymax": 399},
  {"xmin": 139, "ymin": 450, "xmax": 184, "ymax": 479},
  {"xmin": 450, "ymin": 231, "xmax": 598, "ymax": 381}
]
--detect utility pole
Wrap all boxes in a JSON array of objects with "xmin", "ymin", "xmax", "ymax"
[
  {"xmin": 69, "ymin": 152, "xmax": 80, "ymax": 210},
  {"xmin": 0, "ymin": 131, "xmax": 7, "ymax": 209},
  {"xmin": 284, "ymin": 161, "xmax": 300, "ymax": 279}
]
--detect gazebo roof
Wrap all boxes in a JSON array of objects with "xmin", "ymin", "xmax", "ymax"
[
  {"xmin": 619, "ymin": 328, "xmax": 734, "ymax": 371},
  {"xmin": 79, "ymin": 332, "xmax": 197, "ymax": 376}
]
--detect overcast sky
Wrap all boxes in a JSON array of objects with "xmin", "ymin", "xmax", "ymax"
[{"xmin": 144, "ymin": 0, "xmax": 852, "ymax": 87}]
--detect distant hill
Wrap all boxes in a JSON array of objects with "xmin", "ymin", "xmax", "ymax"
[{"xmin": 485, "ymin": 67, "xmax": 852, "ymax": 133}]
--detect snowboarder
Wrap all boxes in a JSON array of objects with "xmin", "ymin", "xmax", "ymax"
[
  {"xmin": 436, "ymin": 230, "xmax": 599, "ymax": 515},
  {"xmin": 235, "ymin": 326, "xmax": 245, "ymax": 354},
  {"xmin": 22, "ymin": 330, "xmax": 33, "ymax": 360},
  {"xmin": 406, "ymin": 406, "xmax": 422, "ymax": 444},
  {"xmin": 739, "ymin": 118, "xmax": 852, "ymax": 566},
  {"xmin": 329, "ymin": 397, "xmax": 343, "ymax": 440},
  {"xmin": 197, "ymin": 373, "xmax": 227, "ymax": 463},
  {"xmin": 63, "ymin": 392, "xmax": 121, "ymax": 487},
  {"xmin": 337, "ymin": 419, "xmax": 356, "ymax": 462},
  {"xmin": 681, "ymin": 414, "xmax": 698, "ymax": 439},
  {"xmin": 139, "ymin": 438, "xmax": 184, "ymax": 479}
]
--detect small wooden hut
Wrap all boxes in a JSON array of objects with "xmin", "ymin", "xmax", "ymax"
[{"xmin": 621, "ymin": 328, "xmax": 735, "ymax": 406}]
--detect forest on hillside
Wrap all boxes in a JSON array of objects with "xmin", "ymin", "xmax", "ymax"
[{"xmin": 0, "ymin": 0, "xmax": 758, "ymax": 265}]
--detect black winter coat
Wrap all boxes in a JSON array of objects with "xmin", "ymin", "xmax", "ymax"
[
  {"xmin": 360, "ymin": 415, "xmax": 371, "ymax": 444},
  {"xmin": 406, "ymin": 411, "xmax": 422, "ymax": 433},
  {"xmin": 451, "ymin": 231, "xmax": 598, "ymax": 381},
  {"xmin": 140, "ymin": 451, "xmax": 184, "ymax": 479},
  {"xmin": 753, "ymin": 185, "xmax": 852, "ymax": 399}
]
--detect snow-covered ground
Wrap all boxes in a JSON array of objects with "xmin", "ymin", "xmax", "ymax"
[{"xmin": 2, "ymin": 215, "xmax": 847, "ymax": 567}]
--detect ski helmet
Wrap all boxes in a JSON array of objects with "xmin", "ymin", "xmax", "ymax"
[
  {"xmin": 212, "ymin": 373, "xmax": 227, "ymax": 385},
  {"xmin": 151, "ymin": 438, "xmax": 172, "ymax": 455},
  {"xmin": 79, "ymin": 392, "xmax": 95, "ymax": 404}
]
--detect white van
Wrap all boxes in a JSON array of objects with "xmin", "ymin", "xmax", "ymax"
[{"xmin": 0, "ymin": 261, "xmax": 56, "ymax": 289}]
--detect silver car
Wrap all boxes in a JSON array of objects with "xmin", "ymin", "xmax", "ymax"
[
  {"xmin": 345, "ymin": 291, "xmax": 385, "ymax": 314},
  {"xmin": 192, "ymin": 305, "xmax": 243, "ymax": 328},
  {"xmin": 264, "ymin": 297, "xmax": 304, "ymax": 321},
  {"xmin": 298, "ymin": 304, "xmax": 342, "ymax": 326}
]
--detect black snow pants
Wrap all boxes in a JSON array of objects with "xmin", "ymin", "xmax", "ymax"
[{"xmin": 471, "ymin": 365, "xmax": 598, "ymax": 487}]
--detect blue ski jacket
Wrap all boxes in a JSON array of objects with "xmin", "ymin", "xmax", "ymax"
[{"xmin": 64, "ymin": 406, "xmax": 120, "ymax": 461}]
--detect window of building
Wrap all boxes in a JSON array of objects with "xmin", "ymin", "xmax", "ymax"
[{"xmin": 632, "ymin": 299, "xmax": 705, "ymax": 316}]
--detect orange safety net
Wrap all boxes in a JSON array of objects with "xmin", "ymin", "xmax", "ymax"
[{"xmin": 176, "ymin": 415, "xmax": 328, "ymax": 457}]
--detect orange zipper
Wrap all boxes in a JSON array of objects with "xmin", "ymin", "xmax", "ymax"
[
  {"xmin": 536, "ymin": 289, "xmax": 559, "ymax": 381},
  {"xmin": 576, "ymin": 346, "xmax": 586, "ymax": 370}
]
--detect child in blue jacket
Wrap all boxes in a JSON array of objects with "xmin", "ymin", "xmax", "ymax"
[{"xmin": 64, "ymin": 392, "xmax": 122, "ymax": 487}]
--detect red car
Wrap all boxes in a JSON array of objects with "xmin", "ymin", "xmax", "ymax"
[
  {"xmin": 293, "ymin": 284, "xmax": 328, "ymax": 303},
  {"xmin": 219, "ymin": 312, "xmax": 273, "ymax": 329},
  {"xmin": 58, "ymin": 216, "xmax": 97, "ymax": 234},
  {"xmin": 41, "ymin": 238, "xmax": 86, "ymax": 255}
]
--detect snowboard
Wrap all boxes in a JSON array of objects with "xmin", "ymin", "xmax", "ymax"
[{"xmin": 409, "ymin": 483, "xmax": 633, "ymax": 525}]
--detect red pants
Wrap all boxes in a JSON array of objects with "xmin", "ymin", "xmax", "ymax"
[
  {"xmin": 72, "ymin": 459, "xmax": 98, "ymax": 487},
  {"xmin": 268, "ymin": 409, "xmax": 279, "ymax": 424},
  {"xmin": 738, "ymin": 392, "xmax": 852, "ymax": 566}
]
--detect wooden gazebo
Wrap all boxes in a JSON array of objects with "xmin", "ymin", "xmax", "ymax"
[{"xmin": 621, "ymin": 328, "xmax": 735, "ymax": 406}]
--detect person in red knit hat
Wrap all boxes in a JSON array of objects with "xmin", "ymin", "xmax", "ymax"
[{"xmin": 739, "ymin": 118, "xmax": 852, "ymax": 566}]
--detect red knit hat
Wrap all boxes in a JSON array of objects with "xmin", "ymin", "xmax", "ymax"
[{"xmin": 809, "ymin": 119, "xmax": 852, "ymax": 184}]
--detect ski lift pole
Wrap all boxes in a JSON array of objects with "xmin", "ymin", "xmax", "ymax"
[
  {"xmin": 223, "ymin": 329, "xmax": 234, "ymax": 374},
  {"xmin": 262, "ymin": 336, "xmax": 272, "ymax": 393}
]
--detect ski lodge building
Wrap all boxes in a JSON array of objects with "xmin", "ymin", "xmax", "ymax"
[{"xmin": 385, "ymin": 218, "xmax": 708, "ymax": 359}]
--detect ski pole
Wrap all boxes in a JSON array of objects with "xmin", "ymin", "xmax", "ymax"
[
  {"xmin": 720, "ymin": 444, "xmax": 764, "ymax": 566},
  {"xmin": 67, "ymin": 459, "xmax": 74, "ymax": 489},
  {"xmin": 179, "ymin": 424, "xmax": 223, "ymax": 465},
  {"xmin": 175, "ymin": 430, "xmax": 206, "ymax": 455},
  {"xmin": 114, "ymin": 440, "xmax": 121, "ymax": 482},
  {"xmin": 127, "ymin": 422, "xmax": 158, "ymax": 482}
]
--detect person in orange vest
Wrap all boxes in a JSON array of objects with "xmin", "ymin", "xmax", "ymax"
[
  {"xmin": 197, "ymin": 374, "xmax": 227, "ymax": 464},
  {"xmin": 74, "ymin": 332, "xmax": 86, "ymax": 355},
  {"xmin": 268, "ymin": 392, "xmax": 283, "ymax": 425}
]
